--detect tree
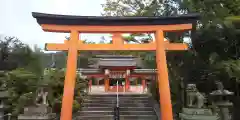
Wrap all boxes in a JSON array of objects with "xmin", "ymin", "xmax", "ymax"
[
  {"xmin": 0, "ymin": 36, "xmax": 43, "ymax": 76},
  {"xmin": 101, "ymin": 1, "xmax": 240, "ymax": 118},
  {"xmin": 42, "ymin": 69, "xmax": 88, "ymax": 113},
  {"xmin": 2, "ymin": 68, "xmax": 38, "ymax": 117},
  {"xmin": 0, "ymin": 36, "xmax": 90, "ymax": 118}
]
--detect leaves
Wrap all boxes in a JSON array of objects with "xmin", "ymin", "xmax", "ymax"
[
  {"xmin": 100, "ymin": 1, "xmax": 240, "ymax": 114},
  {"xmin": 215, "ymin": 60, "xmax": 240, "ymax": 80}
]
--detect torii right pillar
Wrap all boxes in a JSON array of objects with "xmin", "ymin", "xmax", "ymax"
[{"xmin": 155, "ymin": 30, "xmax": 173, "ymax": 120}]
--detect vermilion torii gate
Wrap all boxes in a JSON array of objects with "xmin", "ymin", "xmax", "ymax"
[{"xmin": 32, "ymin": 12, "xmax": 199, "ymax": 120}]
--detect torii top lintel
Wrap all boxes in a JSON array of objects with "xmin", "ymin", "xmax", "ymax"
[
  {"xmin": 32, "ymin": 12, "xmax": 200, "ymax": 33},
  {"xmin": 32, "ymin": 12, "xmax": 200, "ymax": 51}
]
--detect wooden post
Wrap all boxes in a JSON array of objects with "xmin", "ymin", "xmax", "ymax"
[
  {"xmin": 107, "ymin": 78, "xmax": 109, "ymax": 91},
  {"xmin": 136, "ymin": 78, "xmax": 138, "ymax": 85},
  {"xmin": 155, "ymin": 30, "xmax": 173, "ymax": 120},
  {"xmin": 105, "ymin": 76, "xmax": 109, "ymax": 92},
  {"xmin": 125, "ymin": 76, "xmax": 129, "ymax": 92},
  {"xmin": 142, "ymin": 77, "xmax": 146, "ymax": 93},
  {"xmin": 89, "ymin": 79, "xmax": 92, "ymax": 92},
  {"xmin": 60, "ymin": 31, "xmax": 79, "ymax": 120}
]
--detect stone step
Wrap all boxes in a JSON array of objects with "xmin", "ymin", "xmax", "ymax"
[
  {"xmin": 84, "ymin": 100, "xmax": 150, "ymax": 104},
  {"xmin": 78, "ymin": 94, "xmax": 157, "ymax": 119},
  {"xmin": 87, "ymin": 97, "xmax": 150, "ymax": 101},
  {"xmin": 88, "ymin": 94, "xmax": 150, "ymax": 97},
  {"xmin": 84, "ymin": 99, "xmax": 149, "ymax": 104},
  {"xmin": 82, "ymin": 103, "xmax": 152, "ymax": 107},
  {"xmin": 78, "ymin": 111, "xmax": 155, "ymax": 116},
  {"xmin": 81, "ymin": 107, "xmax": 154, "ymax": 111},
  {"xmin": 76, "ymin": 115, "xmax": 157, "ymax": 120}
]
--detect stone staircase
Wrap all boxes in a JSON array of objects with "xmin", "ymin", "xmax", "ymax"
[{"xmin": 76, "ymin": 94, "xmax": 157, "ymax": 120}]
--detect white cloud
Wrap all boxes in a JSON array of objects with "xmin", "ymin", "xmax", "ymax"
[{"xmin": 0, "ymin": 0, "xmax": 105, "ymax": 49}]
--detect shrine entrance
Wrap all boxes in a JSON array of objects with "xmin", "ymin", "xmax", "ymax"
[
  {"xmin": 32, "ymin": 12, "xmax": 199, "ymax": 120},
  {"xmin": 81, "ymin": 55, "xmax": 150, "ymax": 94},
  {"xmin": 109, "ymin": 78, "xmax": 125, "ymax": 92}
]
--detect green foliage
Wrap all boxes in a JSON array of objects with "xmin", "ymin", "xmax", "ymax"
[
  {"xmin": 6, "ymin": 68, "xmax": 38, "ymax": 94},
  {"xmin": 42, "ymin": 68, "xmax": 88, "ymax": 113},
  {"xmin": 215, "ymin": 60, "xmax": 240, "ymax": 80},
  {"xmin": 1, "ymin": 68, "xmax": 38, "ymax": 118},
  {"xmin": 101, "ymin": 1, "xmax": 240, "ymax": 117},
  {"xmin": 0, "ymin": 37, "xmax": 44, "ymax": 77},
  {"xmin": 0, "ymin": 36, "xmax": 89, "ymax": 117},
  {"xmin": 72, "ymin": 100, "xmax": 81, "ymax": 112}
]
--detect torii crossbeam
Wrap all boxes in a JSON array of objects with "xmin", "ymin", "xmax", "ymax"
[{"xmin": 32, "ymin": 12, "xmax": 199, "ymax": 120}]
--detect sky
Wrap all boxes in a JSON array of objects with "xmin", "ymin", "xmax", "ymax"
[
  {"xmin": 0, "ymin": 0, "xmax": 191, "ymax": 51},
  {"xmin": 0, "ymin": 0, "xmax": 107, "ymax": 49}
]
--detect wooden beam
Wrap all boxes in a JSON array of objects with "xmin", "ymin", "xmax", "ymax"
[
  {"xmin": 45, "ymin": 41, "xmax": 188, "ymax": 51},
  {"xmin": 77, "ymin": 43, "xmax": 156, "ymax": 51},
  {"xmin": 41, "ymin": 24, "xmax": 192, "ymax": 33},
  {"xmin": 45, "ymin": 43, "xmax": 68, "ymax": 51},
  {"xmin": 112, "ymin": 33, "xmax": 124, "ymax": 45},
  {"xmin": 164, "ymin": 43, "xmax": 188, "ymax": 50}
]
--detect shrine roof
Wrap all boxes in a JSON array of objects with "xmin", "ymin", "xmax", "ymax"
[
  {"xmin": 94, "ymin": 55, "xmax": 136, "ymax": 58},
  {"xmin": 78, "ymin": 68, "xmax": 157, "ymax": 74},
  {"xmin": 98, "ymin": 58, "xmax": 137, "ymax": 67},
  {"xmin": 32, "ymin": 12, "xmax": 200, "ymax": 26}
]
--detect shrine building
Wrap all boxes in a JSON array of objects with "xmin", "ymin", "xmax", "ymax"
[{"xmin": 78, "ymin": 55, "xmax": 156, "ymax": 94}]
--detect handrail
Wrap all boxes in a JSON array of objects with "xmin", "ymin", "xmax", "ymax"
[
  {"xmin": 117, "ymin": 80, "xmax": 119, "ymax": 107},
  {"xmin": 114, "ymin": 80, "xmax": 120, "ymax": 120}
]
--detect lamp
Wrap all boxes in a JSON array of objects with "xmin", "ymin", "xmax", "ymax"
[
  {"xmin": 105, "ymin": 69, "xmax": 110, "ymax": 75},
  {"xmin": 126, "ymin": 69, "xmax": 130, "ymax": 76}
]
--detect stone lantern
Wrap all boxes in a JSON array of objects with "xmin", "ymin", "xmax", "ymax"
[{"xmin": 210, "ymin": 82, "xmax": 234, "ymax": 120}]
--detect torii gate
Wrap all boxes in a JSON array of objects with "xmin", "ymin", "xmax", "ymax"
[{"xmin": 32, "ymin": 12, "xmax": 199, "ymax": 120}]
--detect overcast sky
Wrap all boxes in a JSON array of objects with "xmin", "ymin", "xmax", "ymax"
[{"xmin": 0, "ymin": 0, "xmax": 108, "ymax": 49}]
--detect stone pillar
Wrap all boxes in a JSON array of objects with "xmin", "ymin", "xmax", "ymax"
[
  {"xmin": 18, "ymin": 105, "xmax": 56, "ymax": 120},
  {"xmin": 179, "ymin": 108, "xmax": 218, "ymax": 120}
]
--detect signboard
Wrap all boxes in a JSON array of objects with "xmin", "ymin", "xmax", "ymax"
[{"xmin": 109, "ymin": 71, "xmax": 126, "ymax": 78}]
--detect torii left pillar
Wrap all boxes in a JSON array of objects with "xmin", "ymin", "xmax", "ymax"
[{"xmin": 59, "ymin": 31, "xmax": 79, "ymax": 120}]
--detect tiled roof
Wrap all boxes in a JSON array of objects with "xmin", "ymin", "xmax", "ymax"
[
  {"xmin": 98, "ymin": 58, "xmax": 137, "ymax": 67},
  {"xmin": 78, "ymin": 69, "xmax": 157, "ymax": 74},
  {"xmin": 95, "ymin": 55, "xmax": 136, "ymax": 58},
  {"xmin": 32, "ymin": 12, "xmax": 200, "ymax": 26}
]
